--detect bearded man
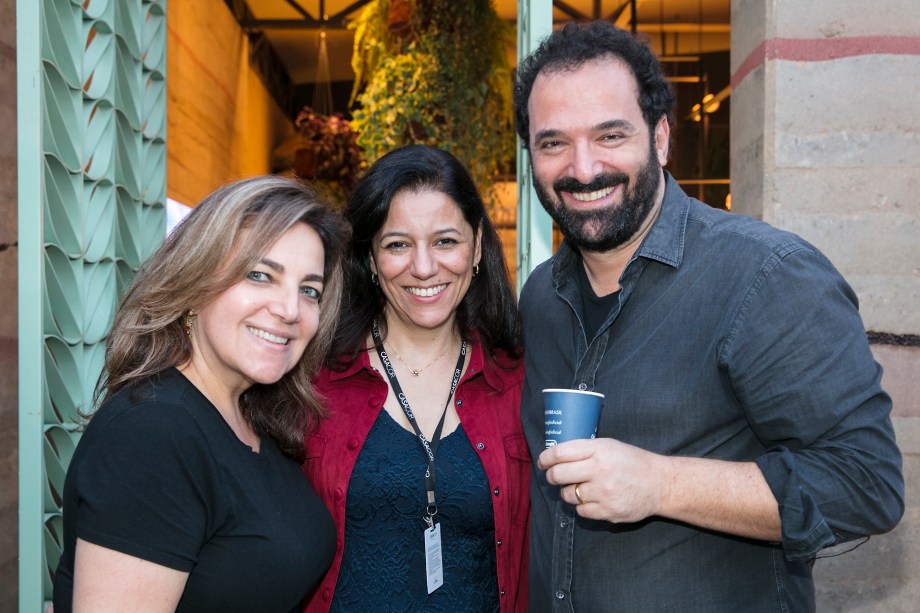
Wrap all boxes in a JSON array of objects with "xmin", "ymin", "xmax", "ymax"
[{"xmin": 514, "ymin": 20, "xmax": 904, "ymax": 613}]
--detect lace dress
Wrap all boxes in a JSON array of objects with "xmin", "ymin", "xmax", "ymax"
[{"xmin": 330, "ymin": 410, "xmax": 499, "ymax": 613}]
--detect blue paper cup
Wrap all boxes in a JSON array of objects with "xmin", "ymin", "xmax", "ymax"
[{"xmin": 543, "ymin": 388, "xmax": 604, "ymax": 448}]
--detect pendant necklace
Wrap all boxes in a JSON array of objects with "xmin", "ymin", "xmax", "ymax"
[{"xmin": 388, "ymin": 340, "xmax": 452, "ymax": 376}]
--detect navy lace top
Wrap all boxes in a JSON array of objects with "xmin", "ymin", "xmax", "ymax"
[{"xmin": 331, "ymin": 410, "xmax": 499, "ymax": 613}]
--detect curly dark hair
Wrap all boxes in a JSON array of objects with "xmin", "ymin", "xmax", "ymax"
[
  {"xmin": 514, "ymin": 20, "xmax": 676, "ymax": 149},
  {"xmin": 331, "ymin": 144, "xmax": 521, "ymax": 365}
]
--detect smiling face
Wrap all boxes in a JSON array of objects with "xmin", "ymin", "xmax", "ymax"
[
  {"xmin": 370, "ymin": 188, "xmax": 482, "ymax": 335},
  {"xmin": 186, "ymin": 222, "xmax": 326, "ymax": 400},
  {"xmin": 528, "ymin": 56, "xmax": 670, "ymax": 252}
]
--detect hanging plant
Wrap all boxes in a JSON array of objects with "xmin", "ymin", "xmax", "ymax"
[
  {"xmin": 292, "ymin": 106, "xmax": 365, "ymax": 207},
  {"xmin": 349, "ymin": 0, "xmax": 515, "ymax": 203}
]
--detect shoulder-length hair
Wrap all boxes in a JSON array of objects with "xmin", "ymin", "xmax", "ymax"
[
  {"xmin": 331, "ymin": 144, "xmax": 521, "ymax": 365},
  {"xmin": 98, "ymin": 175, "xmax": 349, "ymax": 461}
]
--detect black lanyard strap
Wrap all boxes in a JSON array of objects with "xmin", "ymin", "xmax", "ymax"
[{"xmin": 372, "ymin": 320, "xmax": 467, "ymax": 519}]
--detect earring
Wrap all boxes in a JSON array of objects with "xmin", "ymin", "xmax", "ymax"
[
  {"xmin": 370, "ymin": 271, "xmax": 378, "ymax": 285},
  {"xmin": 473, "ymin": 264, "xmax": 480, "ymax": 276},
  {"xmin": 184, "ymin": 309, "xmax": 197, "ymax": 338}
]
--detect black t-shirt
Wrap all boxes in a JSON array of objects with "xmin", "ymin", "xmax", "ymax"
[
  {"xmin": 53, "ymin": 368, "xmax": 335, "ymax": 612},
  {"xmin": 575, "ymin": 257, "xmax": 621, "ymax": 338}
]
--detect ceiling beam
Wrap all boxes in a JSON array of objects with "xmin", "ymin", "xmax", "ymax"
[
  {"xmin": 283, "ymin": 0, "xmax": 312, "ymax": 20},
  {"xmin": 239, "ymin": 18, "xmax": 348, "ymax": 29},
  {"xmin": 608, "ymin": 0, "xmax": 632, "ymax": 22},
  {"xmin": 552, "ymin": 0, "xmax": 589, "ymax": 21},
  {"xmin": 223, "ymin": 0, "xmax": 297, "ymax": 117},
  {"xmin": 240, "ymin": 0, "xmax": 372, "ymax": 30}
]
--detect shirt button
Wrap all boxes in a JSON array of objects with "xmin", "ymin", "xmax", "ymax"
[
  {"xmin": 334, "ymin": 488, "xmax": 344, "ymax": 500},
  {"xmin": 560, "ymin": 520, "xmax": 568, "ymax": 528},
  {"xmin": 500, "ymin": 590, "xmax": 506, "ymax": 597},
  {"xmin": 496, "ymin": 539, "xmax": 502, "ymax": 546},
  {"xmin": 477, "ymin": 442, "xmax": 485, "ymax": 450},
  {"xmin": 555, "ymin": 590, "xmax": 566, "ymax": 600},
  {"xmin": 577, "ymin": 383, "xmax": 588, "ymax": 391},
  {"xmin": 347, "ymin": 438, "xmax": 360, "ymax": 449},
  {"xmin": 493, "ymin": 487, "xmax": 500, "ymax": 496},
  {"xmin": 456, "ymin": 399, "xmax": 463, "ymax": 406}
]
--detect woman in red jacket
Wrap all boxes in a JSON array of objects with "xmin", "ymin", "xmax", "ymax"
[{"xmin": 302, "ymin": 145, "xmax": 529, "ymax": 612}]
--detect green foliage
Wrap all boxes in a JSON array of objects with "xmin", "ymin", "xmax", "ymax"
[
  {"xmin": 349, "ymin": 0, "xmax": 515, "ymax": 203},
  {"xmin": 293, "ymin": 106, "xmax": 365, "ymax": 208}
]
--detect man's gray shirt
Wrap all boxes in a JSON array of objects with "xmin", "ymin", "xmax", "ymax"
[{"xmin": 520, "ymin": 174, "xmax": 903, "ymax": 612}]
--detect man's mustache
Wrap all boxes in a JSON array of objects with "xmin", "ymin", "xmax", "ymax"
[{"xmin": 553, "ymin": 172, "xmax": 630, "ymax": 194}]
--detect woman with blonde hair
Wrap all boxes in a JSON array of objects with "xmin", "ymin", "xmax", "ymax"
[{"xmin": 53, "ymin": 175, "xmax": 349, "ymax": 612}]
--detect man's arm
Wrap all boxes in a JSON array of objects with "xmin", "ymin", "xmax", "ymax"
[
  {"xmin": 539, "ymin": 438, "xmax": 781, "ymax": 540},
  {"xmin": 726, "ymin": 246, "xmax": 904, "ymax": 557}
]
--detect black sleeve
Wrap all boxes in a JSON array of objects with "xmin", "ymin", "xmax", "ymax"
[{"xmin": 71, "ymin": 401, "xmax": 222, "ymax": 571}]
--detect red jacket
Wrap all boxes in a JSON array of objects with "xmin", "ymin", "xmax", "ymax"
[{"xmin": 302, "ymin": 341, "xmax": 529, "ymax": 612}]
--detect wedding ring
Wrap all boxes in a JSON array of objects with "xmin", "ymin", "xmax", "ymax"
[{"xmin": 574, "ymin": 483, "xmax": 585, "ymax": 505}]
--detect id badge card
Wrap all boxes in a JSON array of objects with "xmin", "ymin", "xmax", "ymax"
[{"xmin": 424, "ymin": 522, "xmax": 443, "ymax": 594}]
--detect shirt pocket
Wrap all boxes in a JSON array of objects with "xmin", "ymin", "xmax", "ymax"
[
  {"xmin": 503, "ymin": 432, "xmax": 532, "ymax": 527},
  {"xmin": 304, "ymin": 433, "xmax": 326, "ymax": 460},
  {"xmin": 504, "ymin": 432, "xmax": 531, "ymax": 462},
  {"xmin": 302, "ymin": 433, "xmax": 327, "ymax": 486}
]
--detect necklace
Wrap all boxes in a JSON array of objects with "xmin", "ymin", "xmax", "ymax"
[{"xmin": 387, "ymin": 341, "xmax": 453, "ymax": 376}]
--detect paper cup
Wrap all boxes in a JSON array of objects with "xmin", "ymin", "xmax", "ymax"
[{"xmin": 543, "ymin": 388, "xmax": 604, "ymax": 448}]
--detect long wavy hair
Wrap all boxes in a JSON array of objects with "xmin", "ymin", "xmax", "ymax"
[
  {"xmin": 331, "ymin": 144, "xmax": 521, "ymax": 365},
  {"xmin": 96, "ymin": 176, "xmax": 349, "ymax": 461},
  {"xmin": 514, "ymin": 20, "xmax": 676, "ymax": 148}
]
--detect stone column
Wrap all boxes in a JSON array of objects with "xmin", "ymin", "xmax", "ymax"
[
  {"xmin": 730, "ymin": 0, "xmax": 920, "ymax": 609},
  {"xmin": 731, "ymin": 0, "xmax": 920, "ymax": 334}
]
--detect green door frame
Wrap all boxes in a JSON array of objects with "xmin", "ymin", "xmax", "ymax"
[
  {"xmin": 17, "ymin": 0, "xmax": 44, "ymax": 608},
  {"xmin": 515, "ymin": 0, "xmax": 554, "ymax": 293}
]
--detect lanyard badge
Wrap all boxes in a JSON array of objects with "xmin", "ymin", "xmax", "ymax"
[{"xmin": 372, "ymin": 320, "xmax": 466, "ymax": 593}]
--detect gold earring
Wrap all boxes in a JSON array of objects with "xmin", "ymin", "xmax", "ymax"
[
  {"xmin": 184, "ymin": 309, "xmax": 197, "ymax": 338},
  {"xmin": 370, "ymin": 271, "xmax": 378, "ymax": 285}
]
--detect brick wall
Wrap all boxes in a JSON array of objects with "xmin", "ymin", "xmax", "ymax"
[{"xmin": 0, "ymin": 0, "xmax": 16, "ymax": 605}]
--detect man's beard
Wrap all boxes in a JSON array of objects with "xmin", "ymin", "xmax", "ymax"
[{"xmin": 532, "ymin": 141, "xmax": 662, "ymax": 252}]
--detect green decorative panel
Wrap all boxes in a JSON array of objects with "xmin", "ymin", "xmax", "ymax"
[{"xmin": 19, "ymin": 0, "xmax": 168, "ymax": 610}]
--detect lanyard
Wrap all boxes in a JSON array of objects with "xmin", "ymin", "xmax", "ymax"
[{"xmin": 372, "ymin": 320, "xmax": 467, "ymax": 526}]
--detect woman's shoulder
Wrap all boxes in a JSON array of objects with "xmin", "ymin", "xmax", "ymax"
[
  {"xmin": 87, "ymin": 369, "xmax": 213, "ymax": 445},
  {"xmin": 72, "ymin": 371, "xmax": 230, "ymax": 502}
]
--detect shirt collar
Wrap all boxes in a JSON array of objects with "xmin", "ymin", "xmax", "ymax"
[
  {"xmin": 326, "ymin": 336, "xmax": 503, "ymax": 392},
  {"xmin": 325, "ymin": 350, "xmax": 373, "ymax": 382},
  {"xmin": 633, "ymin": 171, "xmax": 689, "ymax": 269}
]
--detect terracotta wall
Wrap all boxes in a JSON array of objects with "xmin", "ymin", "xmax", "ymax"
[
  {"xmin": 166, "ymin": 0, "xmax": 296, "ymax": 207},
  {"xmin": 0, "ymin": 0, "xmax": 16, "ymax": 606}
]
